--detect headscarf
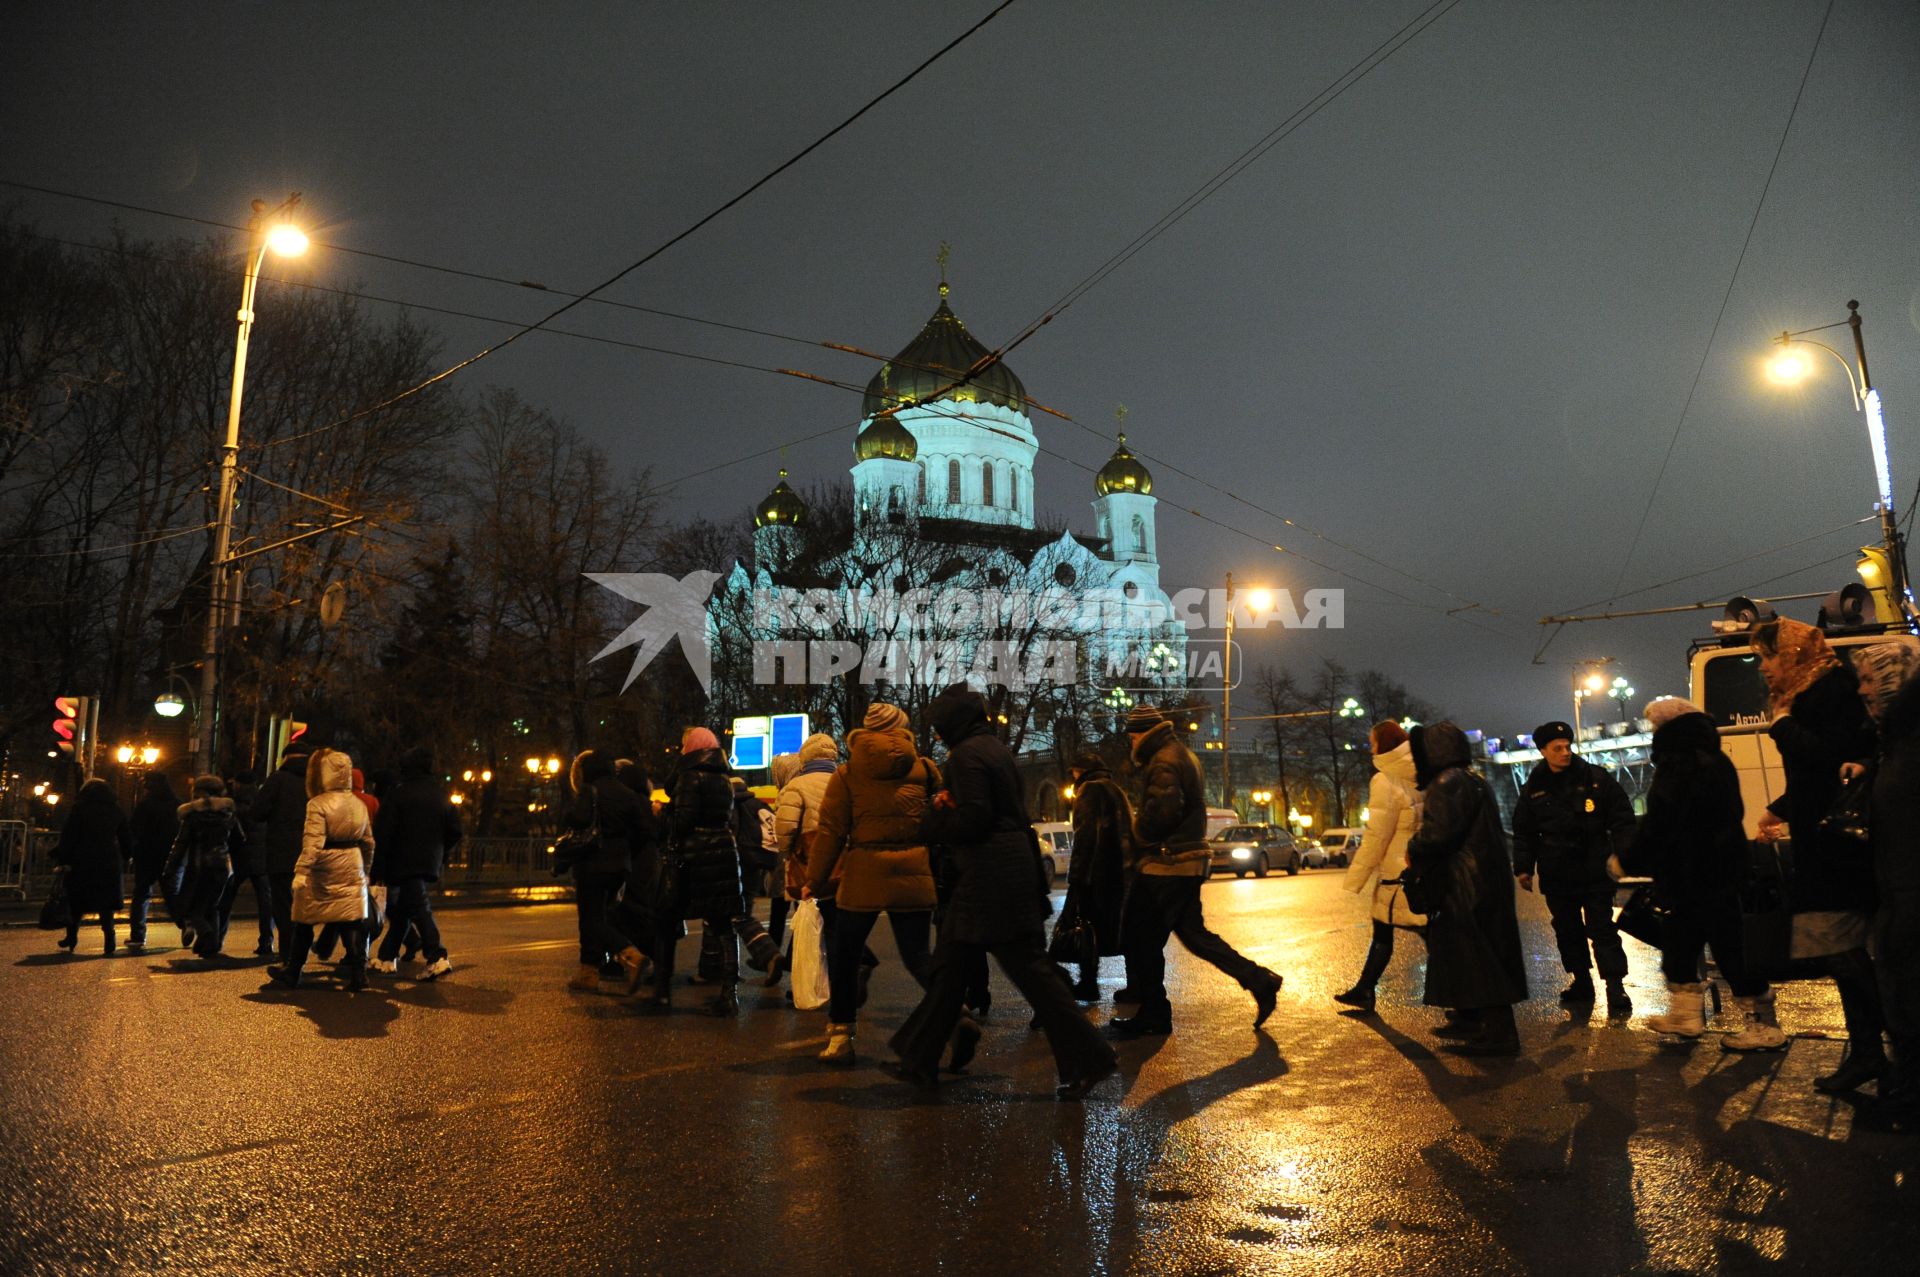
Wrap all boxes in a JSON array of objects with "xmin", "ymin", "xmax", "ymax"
[
  {"xmin": 1750, "ymin": 617, "xmax": 1841, "ymax": 713},
  {"xmin": 1852, "ymin": 642, "xmax": 1920, "ymax": 722}
]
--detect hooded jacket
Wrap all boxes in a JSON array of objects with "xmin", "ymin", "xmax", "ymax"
[
  {"xmin": 773, "ymin": 733, "xmax": 839, "ymax": 900},
  {"xmin": 920, "ymin": 684, "xmax": 1048, "ymax": 945},
  {"xmin": 808, "ymin": 723, "xmax": 940, "ymax": 911},
  {"xmin": 251, "ymin": 752, "xmax": 312, "ymax": 876},
  {"xmin": 1343, "ymin": 740, "xmax": 1426, "ymax": 926},
  {"xmin": 1406, "ymin": 724, "xmax": 1526, "ymax": 1009},
  {"xmin": 1129, "ymin": 719, "xmax": 1209, "ymax": 874},
  {"xmin": 564, "ymin": 750, "xmax": 648, "ymax": 879},
  {"xmin": 292, "ymin": 749, "xmax": 375, "ymax": 925},
  {"xmin": 1619, "ymin": 711, "xmax": 1746, "ymax": 905},
  {"xmin": 1511, "ymin": 753, "xmax": 1637, "ymax": 894},
  {"xmin": 171, "ymin": 794, "xmax": 239, "ymax": 873},
  {"xmin": 670, "ymin": 746, "xmax": 742, "ymax": 920}
]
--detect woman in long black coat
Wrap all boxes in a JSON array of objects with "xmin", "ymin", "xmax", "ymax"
[
  {"xmin": 1752, "ymin": 618, "xmax": 1885, "ymax": 1092},
  {"xmin": 1405, "ymin": 722, "xmax": 1527, "ymax": 1055},
  {"xmin": 663, "ymin": 728, "xmax": 743, "ymax": 1016},
  {"xmin": 54, "ymin": 779, "xmax": 131, "ymax": 954},
  {"xmin": 562, "ymin": 749, "xmax": 646, "ymax": 998}
]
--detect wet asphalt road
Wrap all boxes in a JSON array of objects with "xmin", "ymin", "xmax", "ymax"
[{"xmin": 1, "ymin": 871, "xmax": 1914, "ymax": 1277}]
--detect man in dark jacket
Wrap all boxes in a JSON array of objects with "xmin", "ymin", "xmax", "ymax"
[
  {"xmin": 1062, "ymin": 752, "xmax": 1130, "ymax": 1001},
  {"xmin": 217, "ymin": 769, "xmax": 276, "ymax": 956},
  {"xmin": 1111, "ymin": 708, "xmax": 1282, "ymax": 1037},
  {"xmin": 369, "ymin": 747, "xmax": 463, "ymax": 980},
  {"xmin": 126, "ymin": 772, "xmax": 180, "ymax": 950},
  {"xmin": 1511, "ymin": 720, "xmax": 1637, "ymax": 1012},
  {"xmin": 890, "ymin": 683, "xmax": 1118, "ymax": 1100},
  {"xmin": 170, "ymin": 775, "xmax": 238, "ymax": 957},
  {"xmin": 249, "ymin": 750, "xmax": 310, "ymax": 962}
]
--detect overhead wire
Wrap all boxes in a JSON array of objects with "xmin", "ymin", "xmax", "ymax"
[{"xmin": 1600, "ymin": 0, "xmax": 1838, "ymax": 604}]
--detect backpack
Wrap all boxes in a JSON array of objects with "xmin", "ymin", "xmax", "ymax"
[{"xmin": 734, "ymin": 793, "xmax": 779, "ymax": 870}]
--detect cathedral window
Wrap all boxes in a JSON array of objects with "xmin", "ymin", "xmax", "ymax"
[
  {"xmin": 1131, "ymin": 514, "xmax": 1147, "ymax": 552},
  {"xmin": 947, "ymin": 458, "xmax": 961, "ymax": 504},
  {"xmin": 982, "ymin": 461, "xmax": 995, "ymax": 508}
]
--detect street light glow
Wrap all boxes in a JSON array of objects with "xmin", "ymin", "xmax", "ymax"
[
  {"xmin": 1766, "ymin": 345, "xmax": 1811, "ymax": 385},
  {"xmin": 265, "ymin": 224, "xmax": 309, "ymax": 257},
  {"xmin": 1246, "ymin": 587, "xmax": 1273, "ymax": 613},
  {"xmin": 154, "ymin": 692, "xmax": 186, "ymax": 718}
]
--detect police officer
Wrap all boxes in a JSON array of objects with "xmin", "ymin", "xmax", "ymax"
[{"xmin": 1512, "ymin": 720, "xmax": 1638, "ymax": 1014}]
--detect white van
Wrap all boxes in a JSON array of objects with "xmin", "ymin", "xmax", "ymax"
[
  {"xmin": 1690, "ymin": 627, "xmax": 1918, "ymax": 837},
  {"xmin": 1204, "ymin": 807, "xmax": 1238, "ymax": 843},
  {"xmin": 1032, "ymin": 822, "xmax": 1074, "ymax": 889}
]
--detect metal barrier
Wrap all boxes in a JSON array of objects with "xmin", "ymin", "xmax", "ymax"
[
  {"xmin": 445, "ymin": 836, "xmax": 554, "ymax": 885},
  {"xmin": 0, "ymin": 821, "xmax": 29, "ymax": 898}
]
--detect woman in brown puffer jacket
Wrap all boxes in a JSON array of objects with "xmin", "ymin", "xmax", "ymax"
[{"xmin": 807, "ymin": 702, "xmax": 940, "ymax": 1062}]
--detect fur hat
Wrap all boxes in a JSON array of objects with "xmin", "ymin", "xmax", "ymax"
[
  {"xmin": 191, "ymin": 774, "xmax": 226, "ymax": 797},
  {"xmin": 863, "ymin": 701, "xmax": 909, "ymax": 732},
  {"xmin": 681, "ymin": 726, "xmax": 720, "ymax": 755},
  {"xmin": 1531, "ymin": 720, "xmax": 1575, "ymax": 749},
  {"xmin": 1643, "ymin": 696, "xmax": 1701, "ymax": 730}
]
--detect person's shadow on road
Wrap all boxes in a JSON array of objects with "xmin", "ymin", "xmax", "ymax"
[{"xmin": 242, "ymin": 982, "xmax": 399, "ymax": 1039}]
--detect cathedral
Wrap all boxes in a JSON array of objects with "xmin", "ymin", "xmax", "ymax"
[{"xmin": 711, "ymin": 278, "xmax": 1188, "ymax": 748}]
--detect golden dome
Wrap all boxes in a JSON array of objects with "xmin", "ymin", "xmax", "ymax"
[
  {"xmin": 853, "ymin": 410, "xmax": 919, "ymax": 463},
  {"xmin": 1095, "ymin": 434, "xmax": 1152, "ymax": 496},
  {"xmin": 754, "ymin": 470, "xmax": 807, "ymax": 528},
  {"xmin": 862, "ymin": 283, "xmax": 1029, "ymax": 417}
]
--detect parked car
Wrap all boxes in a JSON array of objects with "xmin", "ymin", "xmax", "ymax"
[
  {"xmin": 1207, "ymin": 824, "xmax": 1299, "ymax": 878},
  {"xmin": 1316, "ymin": 828, "xmax": 1362, "ymax": 869},
  {"xmin": 1032, "ymin": 822, "xmax": 1074, "ymax": 889}
]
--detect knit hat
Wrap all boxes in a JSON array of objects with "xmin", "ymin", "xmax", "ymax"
[
  {"xmin": 1643, "ymin": 696, "xmax": 1701, "ymax": 731},
  {"xmin": 864, "ymin": 701, "xmax": 909, "ymax": 732},
  {"xmin": 1125, "ymin": 705, "xmax": 1165, "ymax": 734},
  {"xmin": 1370, "ymin": 721, "xmax": 1409, "ymax": 754},
  {"xmin": 1531, "ymin": 720, "xmax": 1575, "ymax": 749},
  {"xmin": 681, "ymin": 726, "xmax": 720, "ymax": 755}
]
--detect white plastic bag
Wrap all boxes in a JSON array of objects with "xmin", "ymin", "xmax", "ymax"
[{"xmin": 789, "ymin": 898, "xmax": 832, "ymax": 1011}]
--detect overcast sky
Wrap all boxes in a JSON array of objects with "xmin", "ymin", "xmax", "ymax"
[{"xmin": 6, "ymin": 0, "xmax": 1917, "ymax": 737}]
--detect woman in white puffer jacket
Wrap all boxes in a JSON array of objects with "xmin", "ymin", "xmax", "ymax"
[
  {"xmin": 268, "ymin": 748, "xmax": 376, "ymax": 991},
  {"xmin": 1334, "ymin": 722, "xmax": 1427, "ymax": 1012}
]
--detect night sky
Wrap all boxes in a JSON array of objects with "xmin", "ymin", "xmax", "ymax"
[{"xmin": 6, "ymin": 1, "xmax": 1917, "ymax": 738}]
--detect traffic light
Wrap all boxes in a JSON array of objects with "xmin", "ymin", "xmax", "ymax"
[
  {"xmin": 52, "ymin": 695, "xmax": 87, "ymax": 758},
  {"xmin": 1855, "ymin": 546, "xmax": 1898, "ymax": 629}
]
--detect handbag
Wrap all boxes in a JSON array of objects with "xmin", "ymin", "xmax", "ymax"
[
  {"xmin": 1047, "ymin": 898, "xmax": 1097, "ymax": 966},
  {"xmin": 1613, "ymin": 884, "xmax": 1666, "ymax": 948},
  {"xmin": 38, "ymin": 867, "xmax": 70, "ymax": 930},
  {"xmin": 1817, "ymin": 772, "xmax": 1872, "ymax": 846},
  {"xmin": 1397, "ymin": 866, "xmax": 1435, "ymax": 917}
]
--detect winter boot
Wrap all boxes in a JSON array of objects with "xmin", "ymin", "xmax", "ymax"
[
  {"xmin": 1814, "ymin": 1045, "xmax": 1889, "ymax": 1094},
  {"xmin": 567, "ymin": 964, "xmax": 602, "ymax": 993},
  {"xmin": 1333, "ymin": 984, "xmax": 1378, "ymax": 1012},
  {"xmin": 741, "ymin": 923, "xmax": 780, "ymax": 974},
  {"xmin": 1558, "ymin": 973, "xmax": 1595, "ymax": 1004},
  {"xmin": 1605, "ymin": 978, "xmax": 1632, "ymax": 1018},
  {"xmin": 819, "ymin": 1023, "xmax": 856, "ymax": 1062},
  {"xmin": 1434, "ymin": 1009, "xmax": 1482, "ymax": 1040},
  {"xmin": 706, "ymin": 984, "xmax": 740, "ymax": 1017},
  {"xmin": 617, "ymin": 946, "xmax": 649, "ymax": 995},
  {"xmin": 947, "ymin": 1013, "xmax": 982, "ymax": 1072},
  {"xmin": 1445, "ymin": 1004, "xmax": 1521, "ymax": 1056},
  {"xmin": 1644, "ymin": 982, "xmax": 1706, "ymax": 1038},
  {"xmin": 1722, "ymin": 993, "xmax": 1789, "ymax": 1052},
  {"xmin": 1251, "ymin": 969, "xmax": 1284, "ymax": 1028}
]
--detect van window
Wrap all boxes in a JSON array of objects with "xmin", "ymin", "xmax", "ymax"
[{"xmin": 1699, "ymin": 651, "xmax": 1770, "ymax": 727}]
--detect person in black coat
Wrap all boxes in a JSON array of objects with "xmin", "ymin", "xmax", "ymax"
[
  {"xmin": 889, "ymin": 683, "xmax": 1119, "ymax": 1101},
  {"xmin": 1619, "ymin": 698, "xmax": 1779, "ymax": 1045},
  {"xmin": 126, "ymin": 772, "xmax": 180, "ymax": 950},
  {"xmin": 1752, "ymin": 618, "xmax": 1886, "ymax": 1094},
  {"xmin": 249, "ymin": 750, "xmax": 310, "ymax": 962},
  {"xmin": 1511, "ymin": 720, "xmax": 1637, "ymax": 1012},
  {"xmin": 53, "ymin": 779, "xmax": 131, "ymax": 954},
  {"xmin": 169, "ymin": 775, "xmax": 238, "ymax": 958},
  {"xmin": 1060, "ymin": 752, "xmax": 1130, "ymax": 1001},
  {"xmin": 369, "ymin": 747, "xmax": 463, "ymax": 980},
  {"xmin": 1852, "ymin": 641, "xmax": 1920, "ymax": 1130},
  {"xmin": 1406, "ymin": 722, "xmax": 1527, "ymax": 1055},
  {"xmin": 562, "ymin": 749, "xmax": 647, "ymax": 998},
  {"xmin": 660, "ymin": 728, "xmax": 744, "ymax": 1015},
  {"xmin": 216, "ymin": 769, "xmax": 276, "ymax": 957}
]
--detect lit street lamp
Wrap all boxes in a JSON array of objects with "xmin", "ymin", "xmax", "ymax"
[
  {"xmin": 1766, "ymin": 301, "xmax": 1918, "ymax": 625},
  {"xmin": 197, "ymin": 196, "xmax": 308, "ymax": 767},
  {"xmin": 1571, "ymin": 660, "xmax": 1612, "ymax": 747},
  {"xmin": 1607, "ymin": 675, "xmax": 1636, "ymax": 726},
  {"xmin": 1222, "ymin": 572, "xmax": 1274, "ymax": 809}
]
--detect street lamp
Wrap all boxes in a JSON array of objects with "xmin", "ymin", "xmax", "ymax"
[
  {"xmin": 1223, "ymin": 572, "xmax": 1275, "ymax": 809},
  {"xmin": 196, "ymin": 195, "xmax": 308, "ymax": 768},
  {"xmin": 1570, "ymin": 660, "xmax": 1612, "ymax": 747},
  {"xmin": 1767, "ymin": 301, "xmax": 1918, "ymax": 625},
  {"xmin": 1607, "ymin": 675, "xmax": 1636, "ymax": 726}
]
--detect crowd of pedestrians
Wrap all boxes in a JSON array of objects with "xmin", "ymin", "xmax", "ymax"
[{"xmin": 36, "ymin": 624, "xmax": 1920, "ymax": 1123}]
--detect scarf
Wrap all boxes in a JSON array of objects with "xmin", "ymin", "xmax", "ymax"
[{"xmin": 1752, "ymin": 617, "xmax": 1840, "ymax": 714}]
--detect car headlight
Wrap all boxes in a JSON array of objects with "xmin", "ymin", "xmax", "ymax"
[{"xmin": 1231, "ymin": 847, "xmax": 1251, "ymax": 859}]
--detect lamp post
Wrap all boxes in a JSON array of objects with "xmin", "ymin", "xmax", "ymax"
[
  {"xmin": 1221, "ymin": 573, "xmax": 1273, "ymax": 811},
  {"xmin": 1571, "ymin": 661, "xmax": 1610, "ymax": 748},
  {"xmin": 1607, "ymin": 675, "xmax": 1636, "ymax": 727},
  {"xmin": 1767, "ymin": 301, "xmax": 1918, "ymax": 626},
  {"xmin": 196, "ymin": 196, "xmax": 308, "ymax": 768}
]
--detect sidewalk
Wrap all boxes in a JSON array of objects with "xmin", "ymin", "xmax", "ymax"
[{"xmin": 0, "ymin": 881, "xmax": 573, "ymax": 926}]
